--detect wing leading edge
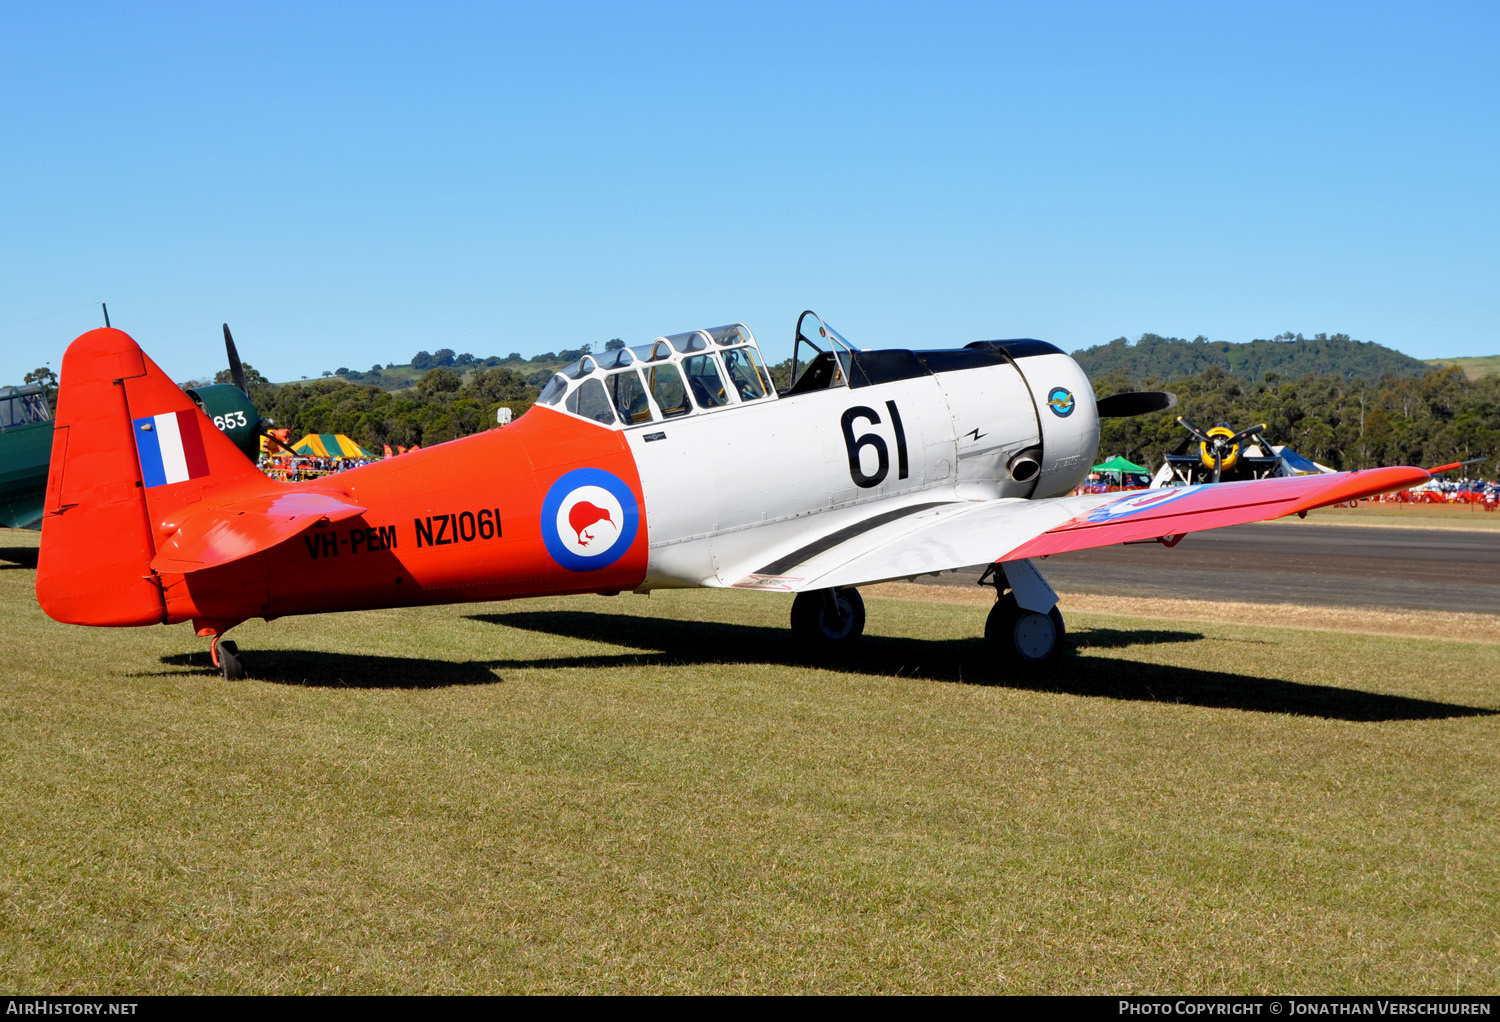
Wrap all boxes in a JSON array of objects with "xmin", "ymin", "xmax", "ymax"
[{"xmin": 730, "ymin": 466, "xmax": 1429, "ymax": 593}]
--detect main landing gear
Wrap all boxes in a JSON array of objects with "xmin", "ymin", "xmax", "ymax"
[
  {"xmin": 787, "ymin": 559, "xmax": 1065, "ymax": 668},
  {"xmin": 980, "ymin": 559, "xmax": 1065, "ymax": 666},
  {"xmin": 790, "ymin": 587, "xmax": 866, "ymax": 646}
]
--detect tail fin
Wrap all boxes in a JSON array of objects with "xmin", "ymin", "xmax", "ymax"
[{"xmin": 36, "ymin": 328, "xmax": 266, "ymax": 626}]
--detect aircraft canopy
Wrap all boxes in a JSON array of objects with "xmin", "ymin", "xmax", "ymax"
[
  {"xmin": 537, "ymin": 323, "xmax": 777, "ymax": 428},
  {"xmin": 0, "ymin": 385, "xmax": 52, "ymax": 428}
]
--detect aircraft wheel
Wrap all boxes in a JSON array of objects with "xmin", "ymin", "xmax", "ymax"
[
  {"xmin": 218, "ymin": 640, "xmax": 246, "ymax": 681},
  {"xmin": 985, "ymin": 593, "xmax": 1065, "ymax": 665},
  {"xmin": 791, "ymin": 588, "xmax": 866, "ymax": 646}
]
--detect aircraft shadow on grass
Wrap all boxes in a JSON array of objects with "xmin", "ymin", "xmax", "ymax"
[
  {"xmin": 0, "ymin": 546, "xmax": 39, "ymax": 569},
  {"xmin": 469, "ymin": 609, "xmax": 1496, "ymax": 724},
  {"xmin": 155, "ymin": 651, "xmax": 503, "ymax": 690}
]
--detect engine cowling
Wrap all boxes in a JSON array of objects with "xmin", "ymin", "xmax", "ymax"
[{"xmin": 1006, "ymin": 349, "xmax": 1099, "ymax": 498}]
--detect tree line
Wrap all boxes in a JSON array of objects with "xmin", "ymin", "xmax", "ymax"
[
  {"xmin": 1075, "ymin": 332, "xmax": 1432, "ymax": 383},
  {"xmin": 1096, "ymin": 364, "xmax": 1499, "ymax": 472}
]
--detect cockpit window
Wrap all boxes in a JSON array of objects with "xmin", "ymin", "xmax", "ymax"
[
  {"xmin": 608, "ymin": 368, "xmax": 654, "ymax": 424},
  {"xmin": 646, "ymin": 362, "xmax": 691, "ymax": 418},
  {"xmin": 564, "ymin": 355, "xmax": 597, "ymax": 380},
  {"xmin": 706, "ymin": 324, "xmax": 754, "ymax": 347},
  {"xmin": 0, "ymin": 388, "xmax": 51, "ymax": 428},
  {"xmin": 564, "ymin": 377, "xmax": 617, "ymax": 425},
  {"xmin": 722, "ymin": 347, "xmax": 770, "ymax": 402},
  {"xmin": 665, "ymin": 331, "xmax": 708, "ymax": 354},
  {"xmin": 683, "ymin": 354, "xmax": 730, "ymax": 409},
  {"xmin": 538, "ymin": 374, "xmax": 568, "ymax": 407},
  {"xmin": 596, "ymin": 346, "xmax": 635, "ymax": 370},
  {"xmin": 543, "ymin": 321, "xmax": 776, "ymax": 426}
]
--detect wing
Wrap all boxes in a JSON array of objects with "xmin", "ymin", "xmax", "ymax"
[
  {"xmin": 150, "ymin": 490, "xmax": 368, "ymax": 574},
  {"xmin": 728, "ymin": 466, "xmax": 1429, "ymax": 593}
]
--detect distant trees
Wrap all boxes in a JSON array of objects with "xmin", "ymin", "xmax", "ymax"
[
  {"xmin": 1075, "ymin": 332, "xmax": 1430, "ymax": 384},
  {"xmin": 23, "ymin": 366, "xmax": 58, "ymax": 403},
  {"xmin": 214, "ymin": 362, "xmax": 271, "ymax": 394},
  {"xmin": 1096, "ymin": 364, "xmax": 1500, "ymax": 472},
  {"xmin": 256, "ymin": 365, "xmax": 541, "ymax": 451}
]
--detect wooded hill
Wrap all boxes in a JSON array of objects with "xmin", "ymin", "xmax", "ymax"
[
  {"xmin": 1074, "ymin": 332, "xmax": 1431, "ymax": 384},
  {"xmin": 1094, "ymin": 364, "xmax": 1498, "ymax": 473}
]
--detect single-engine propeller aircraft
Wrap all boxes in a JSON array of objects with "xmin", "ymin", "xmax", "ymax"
[
  {"xmin": 36, "ymin": 313, "xmax": 1429, "ymax": 679},
  {"xmin": 1154, "ymin": 416, "xmax": 1335, "ymax": 487}
]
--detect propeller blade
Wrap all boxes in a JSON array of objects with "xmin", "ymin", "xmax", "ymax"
[
  {"xmin": 223, "ymin": 323, "xmax": 248, "ymax": 396},
  {"xmin": 1096, "ymin": 391, "xmax": 1177, "ymax": 418},
  {"xmin": 1177, "ymin": 415, "xmax": 1212, "ymax": 443},
  {"xmin": 1227, "ymin": 423, "xmax": 1268, "ymax": 447}
]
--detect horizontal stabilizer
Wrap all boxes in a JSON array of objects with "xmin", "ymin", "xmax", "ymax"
[{"xmin": 150, "ymin": 491, "xmax": 367, "ymax": 574}]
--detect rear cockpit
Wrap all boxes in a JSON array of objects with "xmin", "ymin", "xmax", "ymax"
[
  {"xmin": 0, "ymin": 385, "xmax": 53, "ymax": 430},
  {"xmin": 537, "ymin": 323, "xmax": 777, "ymax": 428}
]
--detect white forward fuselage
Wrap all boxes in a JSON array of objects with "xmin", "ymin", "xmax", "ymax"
[{"xmin": 622, "ymin": 347, "xmax": 1100, "ymax": 589}]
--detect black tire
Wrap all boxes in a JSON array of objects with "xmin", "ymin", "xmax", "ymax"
[
  {"xmin": 985, "ymin": 593, "xmax": 1065, "ymax": 665},
  {"xmin": 790, "ymin": 588, "xmax": 866, "ymax": 646},
  {"xmin": 218, "ymin": 640, "xmax": 246, "ymax": 681}
]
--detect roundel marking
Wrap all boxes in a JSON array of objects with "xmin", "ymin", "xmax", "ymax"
[
  {"xmin": 1047, "ymin": 387, "xmax": 1075, "ymax": 418},
  {"xmin": 540, "ymin": 467, "xmax": 641, "ymax": 572},
  {"xmin": 1084, "ymin": 487, "xmax": 1194, "ymax": 524}
]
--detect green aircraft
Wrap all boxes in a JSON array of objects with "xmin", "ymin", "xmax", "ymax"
[
  {"xmin": 0, "ymin": 384, "xmax": 54, "ymax": 529},
  {"xmin": 0, "ymin": 324, "xmax": 268, "ymax": 530}
]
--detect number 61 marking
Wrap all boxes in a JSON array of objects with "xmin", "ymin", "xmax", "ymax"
[{"xmin": 841, "ymin": 401, "xmax": 909, "ymax": 488}]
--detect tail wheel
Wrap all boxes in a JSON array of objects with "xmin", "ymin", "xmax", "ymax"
[
  {"xmin": 216, "ymin": 639, "xmax": 246, "ymax": 681},
  {"xmin": 985, "ymin": 593, "xmax": 1065, "ymax": 665},
  {"xmin": 791, "ymin": 588, "xmax": 866, "ymax": 645}
]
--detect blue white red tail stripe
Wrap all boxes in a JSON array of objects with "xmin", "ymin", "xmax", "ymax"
[{"xmin": 133, "ymin": 410, "xmax": 210, "ymax": 488}]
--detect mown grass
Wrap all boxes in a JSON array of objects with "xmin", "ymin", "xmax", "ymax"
[{"xmin": 1, "ymin": 530, "xmax": 1498, "ymax": 994}]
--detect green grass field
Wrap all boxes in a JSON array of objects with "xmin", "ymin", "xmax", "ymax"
[{"xmin": 2, "ymin": 529, "xmax": 1498, "ymax": 994}]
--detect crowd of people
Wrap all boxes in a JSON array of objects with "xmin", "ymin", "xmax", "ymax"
[
  {"xmin": 258, "ymin": 455, "xmax": 380, "ymax": 481},
  {"xmin": 1388, "ymin": 475, "xmax": 1500, "ymax": 507}
]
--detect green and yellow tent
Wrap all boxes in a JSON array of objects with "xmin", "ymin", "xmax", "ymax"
[{"xmin": 290, "ymin": 433, "xmax": 377, "ymax": 459}]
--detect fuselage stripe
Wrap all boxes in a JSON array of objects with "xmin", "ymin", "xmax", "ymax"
[{"xmin": 755, "ymin": 501, "xmax": 957, "ymax": 576}]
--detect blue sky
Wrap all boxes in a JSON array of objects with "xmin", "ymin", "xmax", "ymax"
[{"xmin": 2, "ymin": 1, "xmax": 1496, "ymax": 386}]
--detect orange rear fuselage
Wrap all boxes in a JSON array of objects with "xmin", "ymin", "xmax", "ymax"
[{"xmin": 164, "ymin": 407, "xmax": 650, "ymax": 627}]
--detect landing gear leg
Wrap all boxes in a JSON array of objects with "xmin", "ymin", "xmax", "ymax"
[
  {"xmin": 791, "ymin": 587, "xmax": 866, "ymax": 647},
  {"xmin": 979, "ymin": 560, "xmax": 1066, "ymax": 666}
]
